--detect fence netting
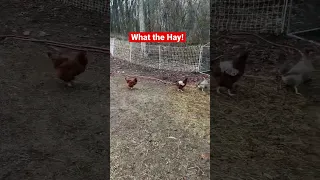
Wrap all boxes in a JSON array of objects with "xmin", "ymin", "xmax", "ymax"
[
  {"xmin": 111, "ymin": 38, "xmax": 210, "ymax": 73},
  {"xmin": 212, "ymin": 0, "xmax": 292, "ymax": 34}
]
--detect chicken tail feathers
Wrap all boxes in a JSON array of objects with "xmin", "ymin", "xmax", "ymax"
[
  {"xmin": 233, "ymin": 50, "xmax": 249, "ymax": 70},
  {"xmin": 183, "ymin": 78, "xmax": 188, "ymax": 84}
]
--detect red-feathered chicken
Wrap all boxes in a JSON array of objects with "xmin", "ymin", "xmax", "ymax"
[
  {"xmin": 177, "ymin": 78, "xmax": 188, "ymax": 92},
  {"xmin": 125, "ymin": 77, "xmax": 137, "ymax": 89},
  {"xmin": 47, "ymin": 50, "xmax": 88, "ymax": 87},
  {"xmin": 213, "ymin": 51, "xmax": 249, "ymax": 96}
]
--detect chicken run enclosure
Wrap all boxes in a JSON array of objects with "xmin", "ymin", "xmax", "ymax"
[{"xmin": 1, "ymin": 0, "xmax": 320, "ymax": 179}]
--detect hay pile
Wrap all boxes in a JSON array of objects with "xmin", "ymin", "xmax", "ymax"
[{"xmin": 169, "ymin": 86, "xmax": 210, "ymax": 142}]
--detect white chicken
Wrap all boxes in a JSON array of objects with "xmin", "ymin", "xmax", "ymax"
[
  {"xmin": 280, "ymin": 51, "xmax": 315, "ymax": 95},
  {"xmin": 197, "ymin": 77, "xmax": 210, "ymax": 92}
]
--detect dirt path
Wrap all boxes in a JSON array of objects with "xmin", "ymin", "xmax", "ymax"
[{"xmin": 110, "ymin": 75, "xmax": 210, "ymax": 179}]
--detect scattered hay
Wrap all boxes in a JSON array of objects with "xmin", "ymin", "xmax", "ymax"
[
  {"xmin": 169, "ymin": 86, "xmax": 210, "ymax": 142},
  {"xmin": 110, "ymin": 76, "xmax": 210, "ymax": 179}
]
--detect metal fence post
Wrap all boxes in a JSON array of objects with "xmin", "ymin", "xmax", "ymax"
[
  {"xmin": 129, "ymin": 42, "xmax": 132, "ymax": 62},
  {"xmin": 281, "ymin": 0, "xmax": 289, "ymax": 33},
  {"xmin": 158, "ymin": 45, "xmax": 161, "ymax": 69},
  {"xmin": 286, "ymin": 0, "xmax": 293, "ymax": 34},
  {"xmin": 110, "ymin": 38, "xmax": 115, "ymax": 56},
  {"xmin": 197, "ymin": 46, "xmax": 203, "ymax": 72}
]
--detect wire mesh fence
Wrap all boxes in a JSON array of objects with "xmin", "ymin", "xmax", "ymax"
[
  {"xmin": 287, "ymin": 0, "xmax": 320, "ymax": 34},
  {"xmin": 199, "ymin": 44, "xmax": 210, "ymax": 73},
  {"xmin": 212, "ymin": 0, "xmax": 292, "ymax": 34},
  {"xmin": 286, "ymin": 0, "xmax": 320, "ymax": 45},
  {"xmin": 58, "ymin": 0, "xmax": 108, "ymax": 14},
  {"xmin": 110, "ymin": 38, "xmax": 210, "ymax": 73}
]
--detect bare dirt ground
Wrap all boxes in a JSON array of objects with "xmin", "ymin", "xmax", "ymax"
[
  {"xmin": 210, "ymin": 34, "xmax": 320, "ymax": 179},
  {"xmin": 110, "ymin": 74, "xmax": 210, "ymax": 179},
  {"xmin": 1, "ymin": 0, "xmax": 109, "ymax": 179}
]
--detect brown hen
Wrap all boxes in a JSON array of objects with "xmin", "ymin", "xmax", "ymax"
[
  {"xmin": 213, "ymin": 51, "xmax": 249, "ymax": 96},
  {"xmin": 47, "ymin": 50, "xmax": 88, "ymax": 87},
  {"xmin": 125, "ymin": 77, "xmax": 137, "ymax": 89}
]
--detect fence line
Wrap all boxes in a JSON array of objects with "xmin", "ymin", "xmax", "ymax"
[
  {"xmin": 110, "ymin": 38, "xmax": 210, "ymax": 73},
  {"xmin": 212, "ymin": 0, "xmax": 292, "ymax": 34},
  {"xmin": 57, "ymin": 1, "xmax": 294, "ymax": 34},
  {"xmin": 286, "ymin": 1, "xmax": 320, "ymax": 45}
]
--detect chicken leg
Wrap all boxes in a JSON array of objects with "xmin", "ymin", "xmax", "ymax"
[
  {"xmin": 66, "ymin": 82, "xmax": 73, "ymax": 87},
  {"xmin": 294, "ymin": 86, "xmax": 301, "ymax": 95}
]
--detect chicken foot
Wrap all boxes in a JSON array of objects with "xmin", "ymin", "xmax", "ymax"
[
  {"xmin": 216, "ymin": 86, "xmax": 236, "ymax": 96},
  {"xmin": 66, "ymin": 81, "xmax": 74, "ymax": 87},
  {"xmin": 294, "ymin": 86, "xmax": 301, "ymax": 95},
  {"xmin": 199, "ymin": 86, "xmax": 205, "ymax": 92}
]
